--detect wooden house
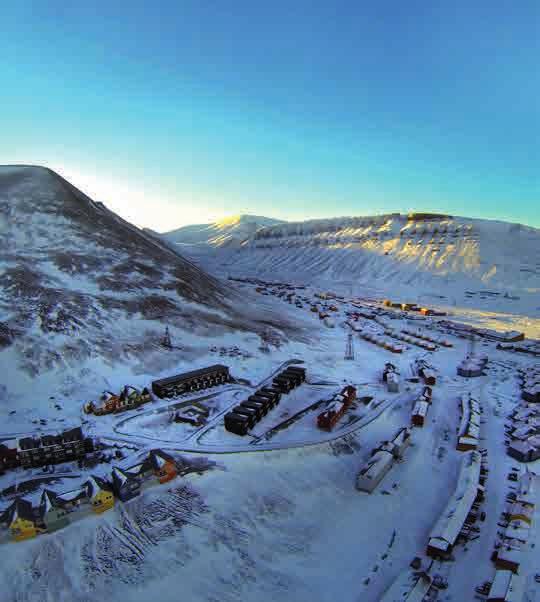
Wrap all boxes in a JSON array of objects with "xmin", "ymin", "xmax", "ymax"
[
  {"xmin": 148, "ymin": 449, "xmax": 178, "ymax": 484},
  {"xmin": 0, "ymin": 441, "xmax": 19, "ymax": 472},
  {"xmin": 494, "ymin": 540, "xmax": 522, "ymax": 574},
  {"xmin": 112, "ymin": 467, "xmax": 141, "ymax": 502},
  {"xmin": 39, "ymin": 489, "xmax": 70, "ymax": 532},
  {"xmin": 0, "ymin": 498, "xmax": 42, "ymax": 542},
  {"xmin": 507, "ymin": 437, "xmax": 540, "ymax": 463},
  {"xmin": 85, "ymin": 475, "xmax": 115, "ymax": 513},
  {"xmin": 55, "ymin": 486, "xmax": 89, "ymax": 511},
  {"xmin": 412, "ymin": 400, "xmax": 429, "ymax": 427}
]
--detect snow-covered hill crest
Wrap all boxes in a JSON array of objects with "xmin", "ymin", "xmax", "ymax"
[
  {"xmin": 161, "ymin": 214, "xmax": 285, "ymax": 248},
  {"xmin": 0, "ymin": 166, "xmax": 295, "ymax": 385},
  {"xmin": 164, "ymin": 212, "xmax": 540, "ymax": 298}
]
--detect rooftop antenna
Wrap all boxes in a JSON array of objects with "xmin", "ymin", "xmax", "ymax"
[
  {"xmin": 467, "ymin": 333, "xmax": 476, "ymax": 359},
  {"xmin": 345, "ymin": 331, "xmax": 355, "ymax": 360},
  {"xmin": 162, "ymin": 326, "xmax": 172, "ymax": 349}
]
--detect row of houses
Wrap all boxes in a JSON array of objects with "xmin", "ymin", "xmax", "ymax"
[
  {"xmin": 438, "ymin": 321, "xmax": 524, "ymax": 343},
  {"xmin": 426, "ymin": 450, "xmax": 485, "ymax": 558},
  {"xmin": 457, "ymin": 393, "xmax": 482, "ymax": 451},
  {"xmin": 83, "ymin": 385, "xmax": 152, "ymax": 416},
  {"xmin": 506, "ymin": 402, "xmax": 540, "ymax": 463},
  {"xmin": 497, "ymin": 340, "xmax": 540, "ymax": 357},
  {"xmin": 384, "ymin": 328, "xmax": 437, "ymax": 351},
  {"xmin": 0, "ymin": 449, "xmax": 178, "ymax": 542},
  {"xmin": 382, "ymin": 299, "xmax": 447, "ymax": 317},
  {"xmin": 401, "ymin": 327, "xmax": 453, "ymax": 347},
  {"xmin": 519, "ymin": 365, "xmax": 540, "ymax": 404},
  {"xmin": 492, "ymin": 471, "xmax": 537, "ymax": 576},
  {"xmin": 411, "ymin": 386, "xmax": 433, "ymax": 427},
  {"xmin": 0, "ymin": 427, "xmax": 93, "ymax": 472},
  {"xmin": 356, "ymin": 427, "xmax": 412, "ymax": 493},
  {"xmin": 347, "ymin": 323, "xmax": 404, "ymax": 354}
]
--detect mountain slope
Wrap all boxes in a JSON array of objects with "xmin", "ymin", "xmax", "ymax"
[
  {"xmin": 163, "ymin": 213, "xmax": 540, "ymax": 302},
  {"xmin": 161, "ymin": 214, "xmax": 285, "ymax": 248},
  {"xmin": 0, "ymin": 166, "xmax": 296, "ymax": 392}
]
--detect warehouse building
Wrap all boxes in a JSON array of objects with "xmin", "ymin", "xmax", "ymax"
[{"xmin": 426, "ymin": 451, "xmax": 482, "ymax": 558}]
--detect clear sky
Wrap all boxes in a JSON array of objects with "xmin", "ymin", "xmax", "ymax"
[{"xmin": 2, "ymin": 1, "xmax": 539, "ymax": 230}]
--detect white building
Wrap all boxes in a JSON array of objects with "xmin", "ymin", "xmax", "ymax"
[
  {"xmin": 426, "ymin": 451, "xmax": 482, "ymax": 557},
  {"xmin": 356, "ymin": 449, "xmax": 395, "ymax": 493},
  {"xmin": 487, "ymin": 570, "xmax": 525, "ymax": 602}
]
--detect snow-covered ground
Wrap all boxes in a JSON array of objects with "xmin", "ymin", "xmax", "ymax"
[
  {"xmin": 2, "ymin": 274, "xmax": 539, "ymax": 601},
  {"xmin": 2, "ymin": 182, "xmax": 540, "ymax": 601}
]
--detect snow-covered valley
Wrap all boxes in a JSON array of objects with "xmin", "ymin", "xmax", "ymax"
[{"xmin": 1, "ymin": 171, "xmax": 539, "ymax": 602}]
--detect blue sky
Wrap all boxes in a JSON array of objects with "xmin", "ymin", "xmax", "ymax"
[{"xmin": 2, "ymin": 1, "xmax": 539, "ymax": 230}]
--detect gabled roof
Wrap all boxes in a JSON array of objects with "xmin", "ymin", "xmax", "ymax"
[
  {"xmin": 111, "ymin": 466, "xmax": 140, "ymax": 488},
  {"xmin": 148, "ymin": 449, "xmax": 175, "ymax": 470},
  {"xmin": 56, "ymin": 487, "xmax": 88, "ymax": 504},
  {"xmin": 0, "ymin": 497, "xmax": 35, "ymax": 526},
  {"xmin": 40, "ymin": 488, "xmax": 64, "ymax": 514},
  {"xmin": 85, "ymin": 475, "xmax": 113, "ymax": 497}
]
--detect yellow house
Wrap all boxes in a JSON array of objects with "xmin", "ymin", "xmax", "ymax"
[
  {"xmin": 1, "ymin": 498, "xmax": 43, "ymax": 542},
  {"xmin": 86, "ymin": 476, "xmax": 115, "ymax": 514}
]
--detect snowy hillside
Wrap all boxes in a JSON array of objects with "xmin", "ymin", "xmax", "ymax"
[
  {"xmin": 164, "ymin": 213, "xmax": 540, "ymax": 306},
  {"xmin": 161, "ymin": 214, "xmax": 285, "ymax": 248},
  {"xmin": 0, "ymin": 166, "xmax": 299, "ymax": 404}
]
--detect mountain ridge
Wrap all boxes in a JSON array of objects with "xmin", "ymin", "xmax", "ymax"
[
  {"xmin": 161, "ymin": 212, "xmax": 540, "ymax": 301},
  {"xmin": 0, "ymin": 166, "xmax": 299, "ymax": 390}
]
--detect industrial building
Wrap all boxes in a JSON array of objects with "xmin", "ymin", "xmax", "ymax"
[
  {"xmin": 317, "ymin": 386, "xmax": 356, "ymax": 431},
  {"xmin": 426, "ymin": 451, "xmax": 482, "ymax": 558},
  {"xmin": 16, "ymin": 427, "xmax": 93, "ymax": 469},
  {"xmin": 152, "ymin": 364, "xmax": 230, "ymax": 398},
  {"xmin": 356, "ymin": 428, "xmax": 412, "ymax": 493},
  {"xmin": 457, "ymin": 394, "xmax": 482, "ymax": 451}
]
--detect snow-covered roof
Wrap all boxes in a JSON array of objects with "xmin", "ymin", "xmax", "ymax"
[
  {"xmin": 513, "ymin": 407, "xmax": 540, "ymax": 421},
  {"xmin": 509, "ymin": 502, "xmax": 534, "ymax": 520},
  {"xmin": 391, "ymin": 427, "xmax": 411, "ymax": 448},
  {"xmin": 412, "ymin": 400, "xmax": 429, "ymax": 417},
  {"xmin": 112, "ymin": 467, "xmax": 129, "ymax": 486},
  {"xmin": 504, "ymin": 519, "xmax": 531, "ymax": 543},
  {"xmin": 57, "ymin": 487, "xmax": 87, "ymax": 503},
  {"xmin": 380, "ymin": 569, "xmax": 432, "ymax": 602},
  {"xmin": 488, "ymin": 570, "xmax": 513, "ymax": 600},
  {"xmin": 516, "ymin": 472, "xmax": 536, "ymax": 505},
  {"xmin": 496, "ymin": 540, "xmax": 523, "ymax": 568},
  {"xmin": 358, "ymin": 450, "xmax": 394, "ymax": 480},
  {"xmin": 428, "ymin": 451, "xmax": 481, "ymax": 547},
  {"xmin": 512, "ymin": 424, "xmax": 539, "ymax": 440}
]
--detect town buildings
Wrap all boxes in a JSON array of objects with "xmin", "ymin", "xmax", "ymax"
[
  {"xmin": 17, "ymin": 427, "xmax": 93, "ymax": 469},
  {"xmin": 426, "ymin": 451, "xmax": 482, "ymax": 558}
]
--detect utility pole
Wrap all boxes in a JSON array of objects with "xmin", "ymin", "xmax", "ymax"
[
  {"xmin": 162, "ymin": 326, "xmax": 172, "ymax": 349},
  {"xmin": 345, "ymin": 331, "xmax": 355, "ymax": 360},
  {"xmin": 468, "ymin": 333, "xmax": 476, "ymax": 358}
]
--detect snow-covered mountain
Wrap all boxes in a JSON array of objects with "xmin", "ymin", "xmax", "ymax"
[
  {"xmin": 161, "ymin": 214, "xmax": 285, "ymax": 248},
  {"xmin": 0, "ymin": 167, "xmax": 296, "ymax": 398},
  {"xmin": 163, "ymin": 212, "xmax": 540, "ymax": 303}
]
